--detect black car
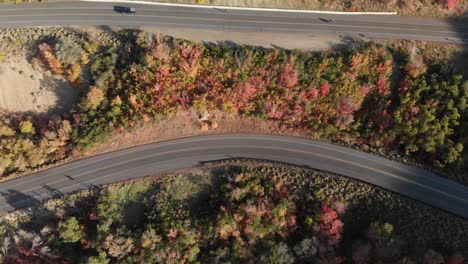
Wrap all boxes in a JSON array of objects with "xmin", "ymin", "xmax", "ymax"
[
  {"xmin": 319, "ymin": 18, "xmax": 334, "ymax": 23},
  {"xmin": 114, "ymin": 6, "xmax": 136, "ymax": 14}
]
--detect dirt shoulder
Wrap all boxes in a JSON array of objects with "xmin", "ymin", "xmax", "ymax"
[
  {"xmin": 83, "ymin": 26, "xmax": 346, "ymax": 51},
  {"xmin": 156, "ymin": 0, "xmax": 467, "ymax": 18}
]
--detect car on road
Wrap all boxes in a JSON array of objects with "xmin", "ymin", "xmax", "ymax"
[
  {"xmin": 114, "ymin": 6, "xmax": 136, "ymax": 14},
  {"xmin": 319, "ymin": 18, "xmax": 334, "ymax": 23}
]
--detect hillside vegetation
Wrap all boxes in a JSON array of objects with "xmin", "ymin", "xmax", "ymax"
[
  {"xmin": 0, "ymin": 163, "xmax": 466, "ymax": 263},
  {"xmin": 0, "ymin": 28, "xmax": 466, "ymax": 183}
]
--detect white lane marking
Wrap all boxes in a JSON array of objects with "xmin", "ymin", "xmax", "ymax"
[
  {"xmin": 0, "ymin": 19, "xmax": 462, "ymax": 43},
  {"xmin": 0, "ymin": 155, "xmax": 195, "ymax": 210},
  {"xmin": 0, "ymin": 12, "xmax": 458, "ymax": 35},
  {"xmin": 0, "ymin": 153, "xmax": 228, "ymax": 210},
  {"xmin": 1, "ymin": 133, "xmax": 466, "ymax": 197},
  {"xmin": 1, "ymin": 145, "xmax": 466, "ymax": 208},
  {"xmin": 168, "ymin": 135, "xmax": 468, "ymax": 193},
  {"xmin": 80, "ymin": 0, "xmax": 398, "ymax": 15},
  {"xmin": 1, "ymin": 150, "xmax": 466, "ymax": 213},
  {"xmin": 243, "ymin": 136, "xmax": 468, "ymax": 192}
]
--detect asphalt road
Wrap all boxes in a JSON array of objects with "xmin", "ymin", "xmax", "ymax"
[
  {"xmin": 0, "ymin": 134, "xmax": 467, "ymax": 218},
  {"xmin": 0, "ymin": 1, "xmax": 467, "ymax": 43}
]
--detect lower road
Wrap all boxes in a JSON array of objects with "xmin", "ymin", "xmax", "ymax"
[
  {"xmin": 0, "ymin": 134, "xmax": 466, "ymax": 218},
  {"xmin": 0, "ymin": 1, "xmax": 466, "ymax": 43}
]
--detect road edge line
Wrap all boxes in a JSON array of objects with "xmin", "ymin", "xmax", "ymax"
[{"xmin": 80, "ymin": 0, "xmax": 398, "ymax": 15}]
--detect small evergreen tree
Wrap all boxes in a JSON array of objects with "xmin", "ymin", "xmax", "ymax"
[{"xmin": 58, "ymin": 217, "xmax": 84, "ymax": 243}]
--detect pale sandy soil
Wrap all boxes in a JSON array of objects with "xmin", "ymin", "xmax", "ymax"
[
  {"xmin": 142, "ymin": 27, "xmax": 345, "ymax": 51},
  {"xmin": 76, "ymin": 26, "xmax": 345, "ymax": 51},
  {"xmin": 0, "ymin": 56, "xmax": 78, "ymax": 115}
]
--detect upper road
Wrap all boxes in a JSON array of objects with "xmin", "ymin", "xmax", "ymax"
[
  {"xmin": 0, "ymin": 1, "xmax": 467, "ymax": 43},
  {"xmin": 0, "ymin": 134, "xmax": 467, "ymax": 218}
]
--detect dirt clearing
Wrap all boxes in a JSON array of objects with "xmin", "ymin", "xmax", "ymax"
[
  {"xmin": 77, "ymin": 26, "xmax": 346, "ymax": 51},
  {"xmin": 142, "ymin": 27, "xmax": 345, "ymax": 51},
  {"xmin": 0, "ymin": 56, "xmax": 79, "ymax": 115}
]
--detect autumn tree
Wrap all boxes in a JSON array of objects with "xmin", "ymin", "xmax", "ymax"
[
  {"xmin": 317, "ymin": 204, "xmax": 343, "ymax": 247},
  {"xmin": 66, "ymin": 64, "xmax": 82, "ymax": 87},
  {"xmin": 19, "ymin": 121, "xmax": 35, "ymax": 135},
  {"xmin": 38, "ymin": 43, "xmax": 63, "ymax": 74},
  {"xmin": 446, "ymin": 0, "xmax": 457, "ymax": 10},
  {"xmin": 212, "ymin": 167, "xmax": 297, "ymax": 260},
  {"xmin": 0, "ymin": 123, "xmax": 15, "ymax": 137},
  {"xmin": 102, "ymin": 235, "xmax": 135, "ymax": 259},
  {"xmin": 83, "ymin": 87, "xmax": 105, "ymax": 110}
]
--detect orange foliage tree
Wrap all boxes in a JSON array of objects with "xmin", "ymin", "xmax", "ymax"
[{"xmin": 38, "ymin": 43, "xmax": 63, "ymax": 74}]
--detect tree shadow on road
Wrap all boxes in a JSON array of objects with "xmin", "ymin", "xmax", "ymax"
[
  {"xmin": 40, "ymin": 184, "xmax": 64, "ymax": 198},
  {"xmin": 0, "ymin": 189, "xmax": 40, "ymax": 211},
  {"xmin": 0, "ymin": 181, "xmax": 92, "ymax": 212}
]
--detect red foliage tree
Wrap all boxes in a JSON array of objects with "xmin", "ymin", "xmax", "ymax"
[
  {"xmin": 318, "ymin": 204, "xmax": 343, "ymax": 246},
  {"xmin": 359, "ymin": 83, "xmax": 373, "ymax": 96},
  {"xmin": 303, "ymin": 86, "xmax": 319, "ymax": 100},
  {"xmin": 377, "ymin": 59, "xmax": 392, "ymax": 75},
  {"xmin": 446, "ymin": 0, "xmax": 457, "ymax": 10},
  {"xmin": 376, "ymin": 78, "xmax": 389, "ymax": 96},
  {"xmin": 278, "ymin": 59, "xmax": 299, "ymax": 88},
  {"xmin": 350, "ymin": 53, "xmax": 363, "ymax": 70},
  {"xmin": 337, "ymin": 96, "xmax": 359, "ymax": 116},
  {"xmin": 321, "ymin": 82, "xmax": 330, "ymax": 97},
  {"xmin": 148, "ymin": 39, "xmax": 169, "ymax": 61},
  {"xmin": 231, "ymin": 76, "xmax": 262, "ymax": 112}
]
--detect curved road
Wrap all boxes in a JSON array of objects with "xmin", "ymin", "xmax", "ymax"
[
  {"xmin": 0, "ymin": 1, "xmax": 467, "ymax": 43},
  {"xmin": 0, "ymin": 134, "xmax": 467, "ymax": 218}
]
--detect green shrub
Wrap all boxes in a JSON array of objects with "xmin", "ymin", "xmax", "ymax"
[
  {"xmin": 55, "ymin": 38, "xmax": 82, "ymax": 65},
  {"xmin": 19, "ymin": 121, "xmax": 34, "ymax": 135},
  {"xmin": 58, "ymin": 217, "xmax": 85, "ymax": 243}
]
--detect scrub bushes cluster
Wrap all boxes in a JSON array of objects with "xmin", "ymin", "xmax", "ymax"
[
  {"xmin": 0, "ymin": 164, "xmax": 465, "ymax": 263},
  {"xmin": 0, "ymin": 30, "xmax": 466, "ymax": 183}
]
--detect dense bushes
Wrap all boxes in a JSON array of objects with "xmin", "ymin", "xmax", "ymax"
[
  {"xmin": 0, "ymin": 30, "xmax": 466, "ymax": 182},
  {"xmin": 0, "ymin": 164, "xmax": 465, "ymax": 263},
  {"xmin": 0, "ymin": 116, "xmax": 72, "ymax": 176},
  {"xmin": 73, "ymin": 33, "xmax": 466, "ymax": 168},
  {"xmin": 389, "ymin": 67, "xmax": 466, "ymax": 166}
]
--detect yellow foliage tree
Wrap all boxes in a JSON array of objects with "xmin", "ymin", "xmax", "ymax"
[
  {"xmin": 19, "ymin": 121, "xmax": 35, "ymax": 135},
  {"xmin": 85, "ymin": 87, "xmax": 105, "ymax": 110},
  {"xmin": 66, "ymin": 64, "xmax": 82, "ymax": 87}
]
